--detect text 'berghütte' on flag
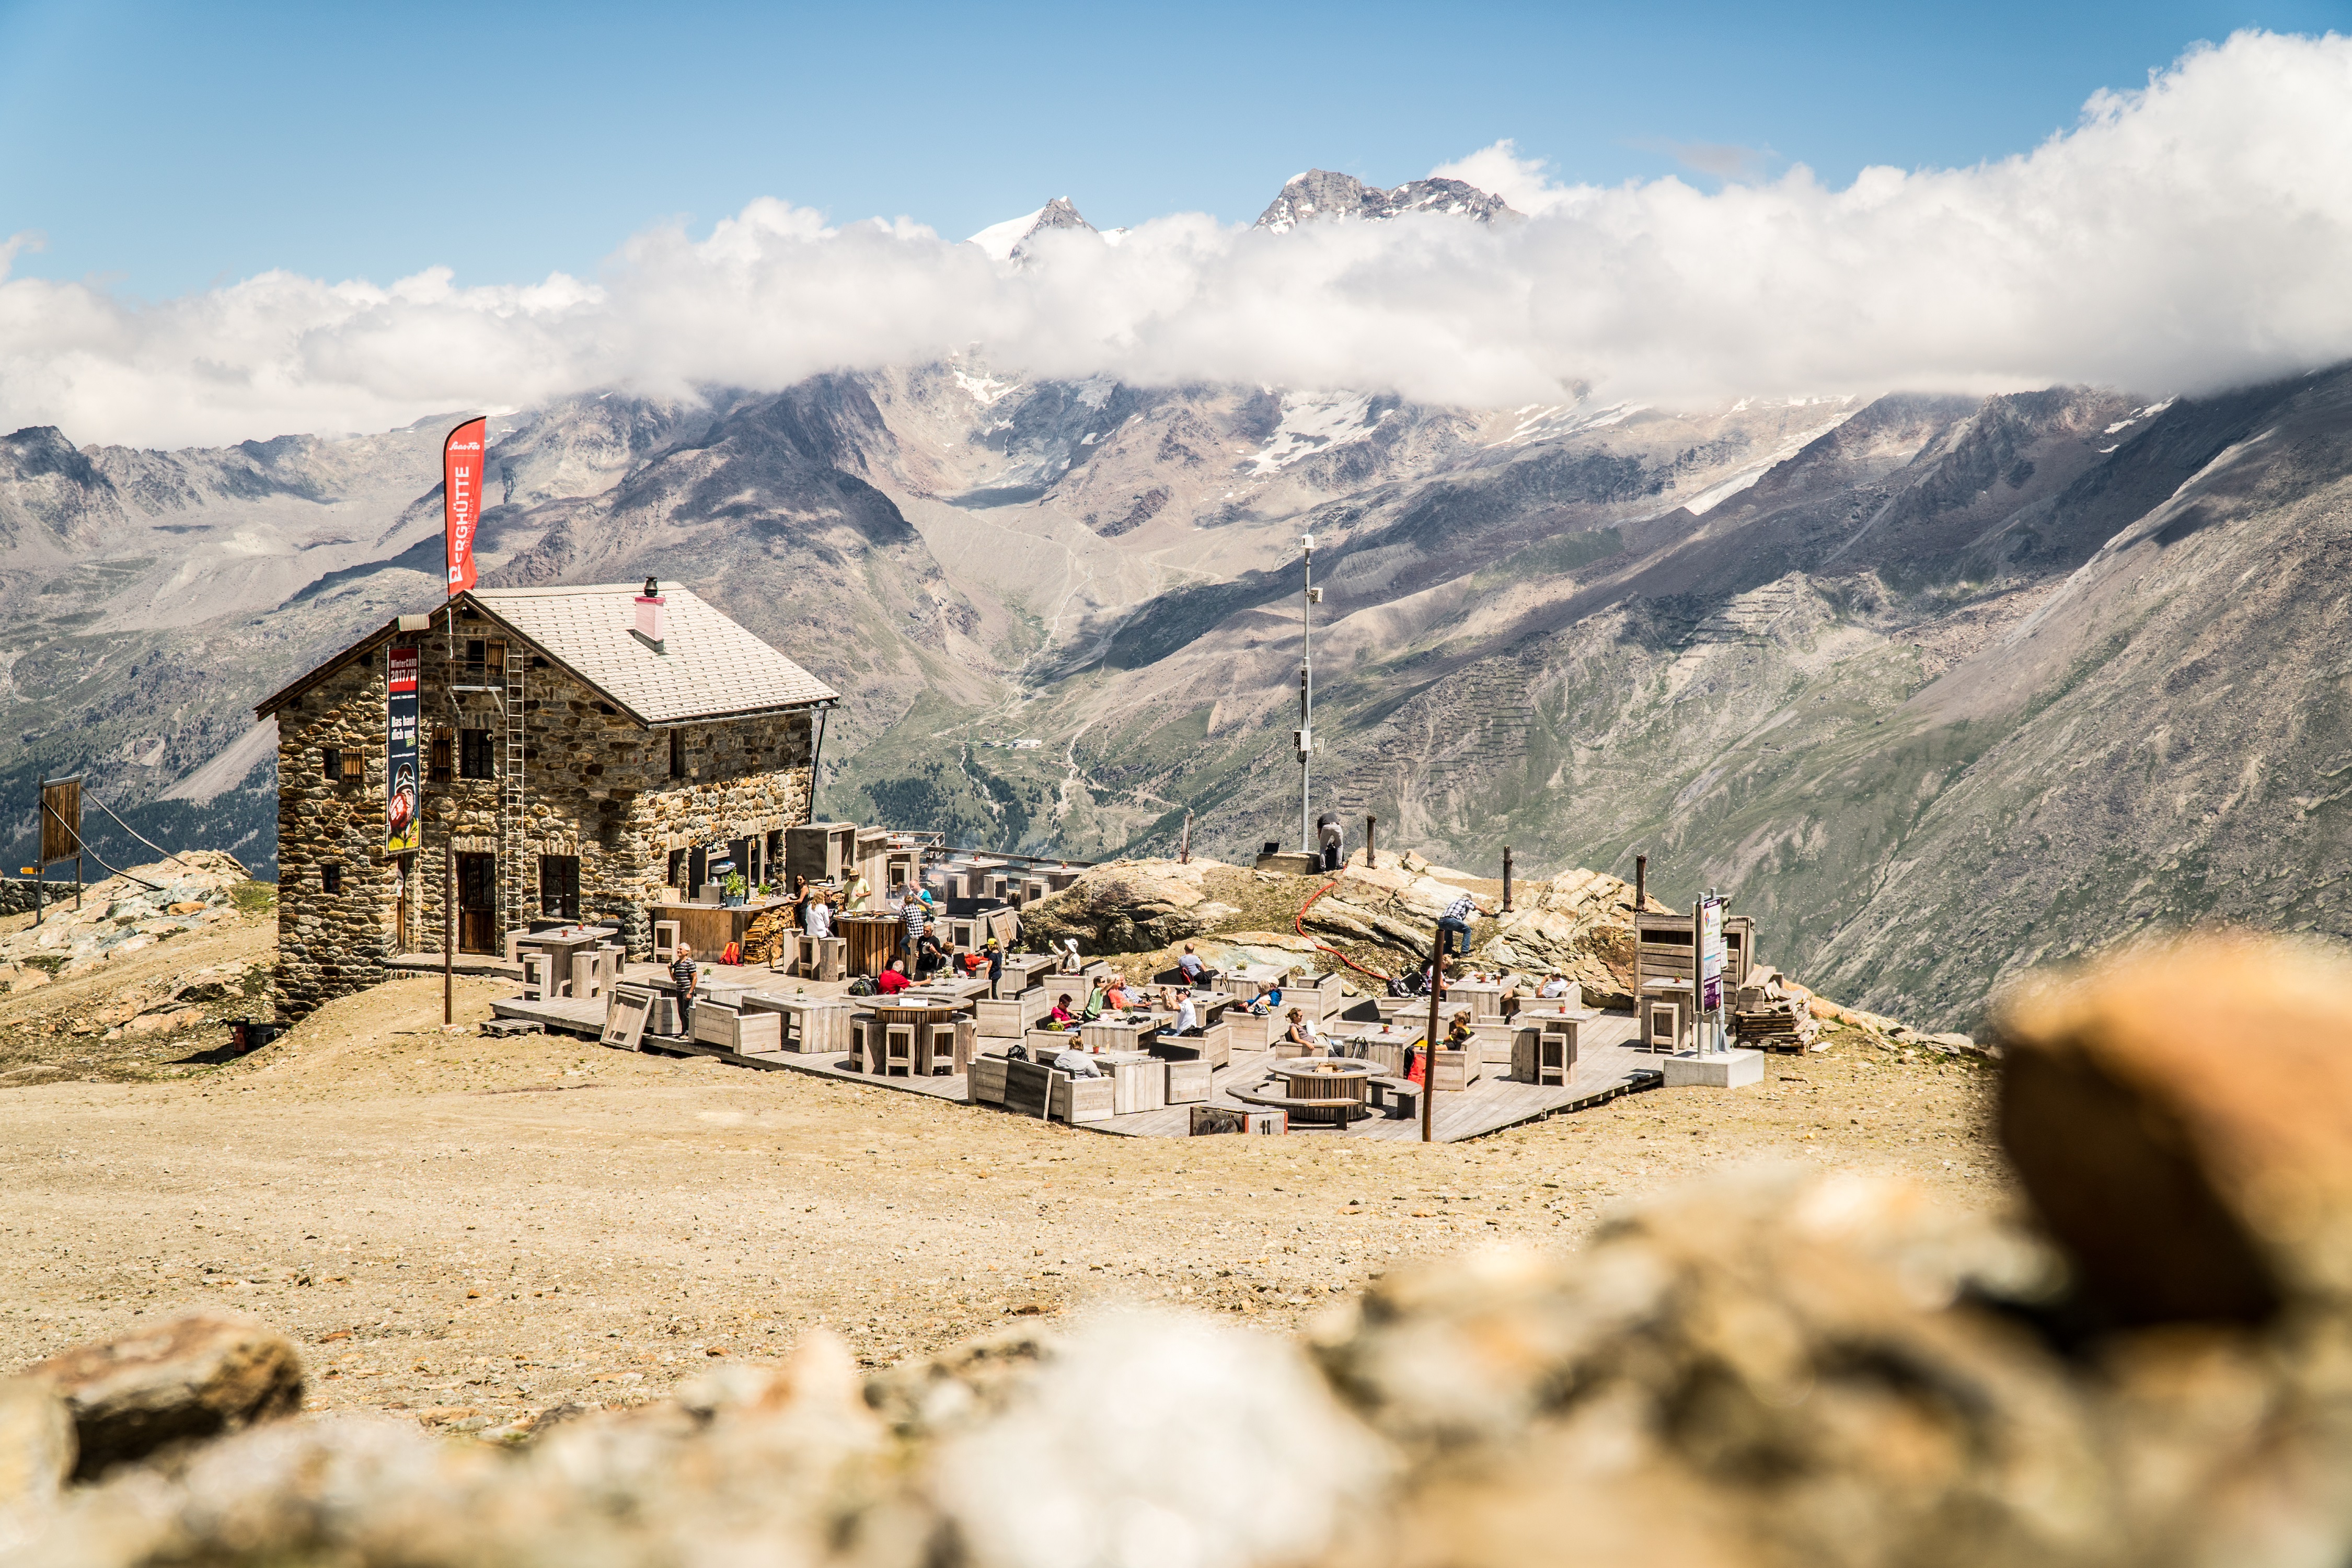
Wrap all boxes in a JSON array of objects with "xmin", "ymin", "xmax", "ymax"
[{"xmin": 443, "ymin": 416, "xmax": 486, "ymax": 594}]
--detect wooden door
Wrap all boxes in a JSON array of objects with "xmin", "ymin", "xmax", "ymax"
[{"xmin": 457, "ymin": 853, "xmax": 497, "ymax": 954}]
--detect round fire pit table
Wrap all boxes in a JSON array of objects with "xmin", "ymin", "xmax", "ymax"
[{"xmin": 1270, "ymin": 1057, "xmax": 1376, "ymax": 1125}]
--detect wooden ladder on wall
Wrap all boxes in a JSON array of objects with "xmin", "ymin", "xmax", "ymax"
[{"xmin": 500, "ymin": 655, "xmax": 526, "ymax": 941}]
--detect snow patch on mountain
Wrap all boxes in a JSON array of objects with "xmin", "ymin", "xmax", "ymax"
[{"xmin": 1243, "ymin": 391, "xmax": 1386, "ymax": 474}]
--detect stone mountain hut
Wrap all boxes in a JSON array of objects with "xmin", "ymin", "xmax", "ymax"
[{"xmin": 255, "ymin": 581, "xmax": 838, "ymax": 1018}]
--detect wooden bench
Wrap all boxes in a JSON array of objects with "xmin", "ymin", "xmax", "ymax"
[{"xmin": 1369, "ymin": 1077, "xmax": 1422, "ymax": 1120}]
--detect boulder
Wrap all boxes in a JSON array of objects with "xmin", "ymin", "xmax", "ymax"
[
  {"xmin": 1996, "ymin": 933, "xmax": 2352, "ymax": 1324},
  {"xmin": 1017, "ymin": 860, "xmax": 1238, "ymax": 953},
  {"xmin": 21, "ymin": 1311, "xmax": 304, "ymax": 1479},
  {"xmin": 0, "ymin": 1378, "xmax": 74, "ymax": 1508}
]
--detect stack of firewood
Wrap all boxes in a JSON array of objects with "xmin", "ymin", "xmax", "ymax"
[{"xmin": 1731, "ymin": 967, "xmax": 1821, "ymax": 1053}]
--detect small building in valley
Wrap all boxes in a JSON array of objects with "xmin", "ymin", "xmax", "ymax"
[{"xmin": 255, "ymin": 582, "xmax": 838, "ymax": 1018}]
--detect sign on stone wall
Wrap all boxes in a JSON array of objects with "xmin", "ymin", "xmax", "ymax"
[{"xmin": 386, "ymin": 644, "xmax": 419, "ymax": 855}]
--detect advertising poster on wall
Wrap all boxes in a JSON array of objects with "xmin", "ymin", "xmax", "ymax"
[{"xmin": 386, "ymin": 643, "xmax": 419, "ymax": 855}]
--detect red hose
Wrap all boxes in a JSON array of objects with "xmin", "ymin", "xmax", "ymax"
[{"xmin": 1295, "ymin": 878, "xmax": 1395, "ymax": 984}]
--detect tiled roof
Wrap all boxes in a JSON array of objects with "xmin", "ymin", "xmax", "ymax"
[{"xmin": 469, "ymin": 584, "xmax": 837, "ymax": 723}]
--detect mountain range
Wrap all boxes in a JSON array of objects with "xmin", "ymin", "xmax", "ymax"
[{"xmin": 6, "ymin": 174, "xmax": 2349, "ymax": 1031}]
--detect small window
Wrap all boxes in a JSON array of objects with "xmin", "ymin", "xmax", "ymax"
[
  {"xmin": 460, "ymin": 729, "xmax": 495, "ymax": 779},
  {"xmin": 464, "ymin": 638, "xmax": 486, "ymax": 670},
  {"xmin": 321, "ymin": 746, "xmax": 341, "ymax": 781},
  {"xmin": 321, "ymin": 863, "xmax": 343, "ymax": 894},
  {"xmin": 668, "ymin": 729, "xmax": 685, "ymax": 778},
  {"xmin": 539, "ymin": 855, "xmax": 579, "ymax": 920},
  {"xmin": 429, "ymin": 731, "xmax": 452, "ymax": 785},
  {"xmin": 341, "ymin": 752, "xmax": 365, "ymax": 783}
]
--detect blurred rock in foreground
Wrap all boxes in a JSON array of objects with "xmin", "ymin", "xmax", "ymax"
[{"xmin": 13, "ymin": 932, "xmax": 2352, "ymax": 1566}]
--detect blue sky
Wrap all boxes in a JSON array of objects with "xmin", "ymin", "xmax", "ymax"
[{"xmin": 2, "ymin": 0, "xmax": 2342, "ymax": 298}]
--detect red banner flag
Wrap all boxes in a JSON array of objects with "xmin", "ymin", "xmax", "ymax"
[{"xmin": 443, "ymin": 417, "xmax": 487, "ymax": 595}]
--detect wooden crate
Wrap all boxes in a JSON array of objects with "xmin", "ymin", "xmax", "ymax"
[
  {"xmin": 969, "ymin": 1056, "xmax": 1010, "ymax": 1105},
  {"xmin": 976, "ymin": 989, "xmax": 1053, "ymax": 1038},
  {"xmin": 789, "ymin": 935, "xmax": 847, "ymax": 981},
  {"xmin": 1165, "ymin": 1059, "xmax": 1212, "ymax": 1104},
  {"xmin": 1051, "ymin": 1073, "xmax": 1115, "ymax": 1124},
  {"xmin": 1189, "ymin": 1105, "xmax": 1285, "ymax": 1135},
  {"xmin": 1108, "ymin": 1057, "xmax": 1167, "ymax": 1115}
]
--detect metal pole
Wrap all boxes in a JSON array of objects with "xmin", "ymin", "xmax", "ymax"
[
  {"xmin": 1300, "ymin": 536, "xmax": 1313, "ymax": 855},
  {"xmin": 1422, "ymin": 932, "xmax": 1444, "ymax": 1144},
  {"xmin": 1365, "ymin": 814, "xmax": 1376, "ymax": 869},
  {"xmin": 1632, "ymin": 854, "xmax": 1646, "ymax": 1047},
  {"xmin": 443, "ymin": 840, "xmax": 455, "ymax": 1025},
  {"xmin": 1502, "ymin": 847, "xmax": 1513, "ymax": 913}
]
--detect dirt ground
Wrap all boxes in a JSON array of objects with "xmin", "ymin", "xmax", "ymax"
[{"xmin": 0, "ymin": 905, "xmax": 2007, "ymax": 1434}]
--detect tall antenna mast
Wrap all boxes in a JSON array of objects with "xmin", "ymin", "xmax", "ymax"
[{"xmin": 1298, "ymin": 533, "xmax": 1316, "ymax": 852}]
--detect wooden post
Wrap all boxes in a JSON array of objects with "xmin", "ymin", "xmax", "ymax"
[
  {"xmin": 1631, "ymin": 853, "xmax": 1646, "ymax": 1042},
  {"xmin": 443, "ymin": 841, "xmax": 455, "ymax": 1026},
  {"xmin": 1502, "ymin": 846, "xmax": 1513, "ymax": 913},
  {"xmin": 1422, "ymin": 931, "xmax": 1444, "ymax": 1144},
  {"xmin": 1365, "ymin": 814, "xmax": 1377, "ymax": 869}
]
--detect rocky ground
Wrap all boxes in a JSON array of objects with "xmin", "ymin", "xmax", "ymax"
[{"xmin": 0, "ymin": 861, "xmax": 1999, "ymax": 1434}]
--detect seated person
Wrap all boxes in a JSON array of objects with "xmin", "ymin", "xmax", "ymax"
[
  {"xmin": 1176, "ymin": 944, "xmax": 1210, "ymax": 985},
  {"xmin": 1539, "ymin": 973, "xmax": 1572, "ymax": 999},
  {"xmin": 1056, "ymin": 938, "xmax": 1084, "ymax": 974},
  {"xmin": 915, "ymin": 931, "xmax": 951, "ymax": 978},
  {"xmin": 1248, "ymin": 980, "xmax": 1281, "ymax": 1016},
  {"xmin": 876, "ymin": 959, "xmax": 913, "ymax": 995},
  {"xmin": 1169, "ymin": 989, "xmax": 1200, "ymax": 1036},
  {"xmin": 1080, "ymin": 981, "xmax": 1111, "ymax": 1021},
  {"xmin": 1047, "ymin": 993, "xmax": 1078, "ymax": 1027},
  {"xmin": 1052, "ymin": 1047, "xmax": 1103, "ymax": 1077},
  {"xmin": 1283, "ymin": 1008, "xmax": 1317, "ymax": 1050},
  {"xmin": 1102, "ymin": 975, "xmax": 1134, "ymax": 1010},
  {"xmin": 1446, "ymin": 1009, "xmax": 1475, "ymax": 1052}
]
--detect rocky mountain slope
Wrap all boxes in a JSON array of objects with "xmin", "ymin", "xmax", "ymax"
[{"xmin": 5, "ymin": 171, "xmax": 2347, "ymax": 1030}]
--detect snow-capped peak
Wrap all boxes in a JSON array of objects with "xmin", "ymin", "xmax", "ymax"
[{"xmin": 967, "ymin": 197, "xmax": 1098, "ymax": 262}]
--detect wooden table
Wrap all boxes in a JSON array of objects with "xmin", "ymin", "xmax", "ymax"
[
  {"xmin": 1270, "ymin": 1058, "xmax": 1375, "ymax": 1125},
  {"xmin": 740, "ymin": 991, "xmax": 856, "ymax": 1055},
  {"xmin": 513, "ymin": 926, "xmax": 610, "ymax": 997},
  {"xmin": 1080, "ymin": 1011, "xmax": 1172, "ymax": 1052},
  {"xmin": 1215, "ymin": 964, "xmax": 1295, "ymax": 1001}
]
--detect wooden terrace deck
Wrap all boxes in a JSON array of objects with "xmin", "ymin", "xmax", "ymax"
[{"xmin": 491, "ymin": 977, "xmax": 1664, "ymax": 1142}]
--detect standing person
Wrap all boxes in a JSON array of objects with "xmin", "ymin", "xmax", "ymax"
[
  {"xmin": 1436, "ymin": 891, "xmax": 1478, "ymax": 958},
  {"xmin": 670, "ymin": 942, "xmax": 699, "ymax": 1040},
  {"xmin": 902, "ymin": 890, "xmax": 928, "ymax": 965},
  {"xmin": 1317, "ymin": 812, "xmax": 1343, "ymax": 873},
  {"xmin": 983, "ymin": 937, "xmax": 1004, "ymax": 990},
  {"xmin": 804, "ymin": 890, "xmax": 833, "ymax": 939}
]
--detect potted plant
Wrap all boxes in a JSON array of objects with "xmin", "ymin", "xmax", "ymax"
[{"xmin": 723, "ymin": 870, "xmax": 747, "ymax": 908}]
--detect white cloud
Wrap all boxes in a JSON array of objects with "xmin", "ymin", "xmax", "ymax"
[{"xmin": 6, "ymin": 30, "xmax": 2352, "ymax": 449}]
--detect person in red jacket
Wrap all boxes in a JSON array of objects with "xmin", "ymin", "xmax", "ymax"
[{"xmin": 877, "ymin": 959, "xmax": 913, "ymax": 995}]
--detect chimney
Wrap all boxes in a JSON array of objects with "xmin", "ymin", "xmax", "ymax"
[{"xmin": 633, "ymin": 577, "xmax": 667, "ymax": 652}]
